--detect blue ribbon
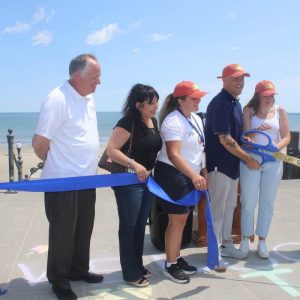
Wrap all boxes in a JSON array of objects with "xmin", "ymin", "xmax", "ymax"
[
  {"xmin": 146, "ymin": 176, "xmax": 218, "ymax": 269},
  {"xmin": 0, "ymin": 289, "xmax": 8, "ymax": 296},
  {"xmin": 0, "ymin": 173, "xmax": 140, "ymax": 192},
  {"xmin": 0, "ymin": 173, "xmax": 219, "ymax": 269}
]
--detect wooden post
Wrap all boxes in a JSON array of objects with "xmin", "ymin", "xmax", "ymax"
[{"xmin": 192, "ymin": 182, "xmax": 242, "ymax": 247}]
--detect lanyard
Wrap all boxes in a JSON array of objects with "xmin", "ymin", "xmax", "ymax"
[{"xmin": 177, "ymin": 109, "xmax": 205, "ymax": 145}]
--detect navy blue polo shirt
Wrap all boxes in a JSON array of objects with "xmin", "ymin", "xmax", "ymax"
[{"xmin": 204, "ymin": 89, "xmax": 243, "ymax": 179}]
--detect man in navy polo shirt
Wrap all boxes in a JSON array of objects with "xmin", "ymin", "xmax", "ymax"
[{"xmin": 205, "ymin": 64, "xmax": 260, "ymax": 271}]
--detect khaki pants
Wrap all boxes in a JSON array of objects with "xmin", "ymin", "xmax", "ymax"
[{"xmin": 208, "ymin": 171, "xmax": 238, "ymax": 247}]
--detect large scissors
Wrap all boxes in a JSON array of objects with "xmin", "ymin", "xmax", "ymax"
[{"xmin": 241, "ymin": 130, "xmax": 300, "ymax": 167}]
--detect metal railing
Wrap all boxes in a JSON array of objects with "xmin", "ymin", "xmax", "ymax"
[
  {"xmin": 7, "ymin": 129, "xmax": 23, "ymax": 182},
  {"xmin": 6, "ymin": 129, "xmax": 44, "ymax": 185}
]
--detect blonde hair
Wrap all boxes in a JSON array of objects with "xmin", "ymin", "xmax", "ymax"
[{"xmin": 159, "ymin": 94, "xmax": 182, "ymax": 126}]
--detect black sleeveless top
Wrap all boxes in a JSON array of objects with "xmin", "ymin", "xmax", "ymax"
[{"xmin": 115, "ymin": 116, "xmax": 162, "ymax": 170}]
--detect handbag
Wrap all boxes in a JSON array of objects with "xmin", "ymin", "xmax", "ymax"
[{"xmin": 98, "ymin": 123, "xmax": 134, "ymax": 173}]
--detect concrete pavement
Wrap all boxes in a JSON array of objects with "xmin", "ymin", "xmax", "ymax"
[{"xmin": 0, "ymin": 179, "xmax": 299, "ymax": 299}]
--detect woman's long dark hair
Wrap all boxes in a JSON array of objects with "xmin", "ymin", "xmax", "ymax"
[
  {"xmin": 122, "ymin": 83, "xmax": 159, "ymax": 134},
  {"xmin": 245, "ymin": 92, "xmax": 275, "ymax": 117}
]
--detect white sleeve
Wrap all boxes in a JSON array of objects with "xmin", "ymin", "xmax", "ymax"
[
  {"xmin": 160, "ymin": 114, "xmax": 185, "ymax": 141},
  {"xmin": 35, "ymin": 92, "xmax": 66, "ymax": 140}
]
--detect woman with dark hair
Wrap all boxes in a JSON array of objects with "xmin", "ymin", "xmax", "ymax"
[
  {"xmin": 154, "ymin": 81, "xmax": 208, "ymax": 284},
  {"xmin": 106, "ymin": 83, "xmax": 162, "ymax": 287},
  {"xmin": 239, "ymin": 80, "xmax": 290, "ymax": 258}
]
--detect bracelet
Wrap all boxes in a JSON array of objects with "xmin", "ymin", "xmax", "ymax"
[{"xmin": 127, "ymin": 158, "xmax": 134, "ymax": 168}]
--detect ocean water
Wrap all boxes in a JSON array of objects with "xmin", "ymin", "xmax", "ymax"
[
  {"xmin": 0, "ymin": 112, "xmax": 121, "ymax": 148},
  {"xmin": 0, "ymin": 112, "xmax": 299, "ymax": 149}
]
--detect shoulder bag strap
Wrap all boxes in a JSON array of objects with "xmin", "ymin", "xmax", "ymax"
[{"xmin": 127, "ymin": 122, "xmax": 134, "ymax": 155}]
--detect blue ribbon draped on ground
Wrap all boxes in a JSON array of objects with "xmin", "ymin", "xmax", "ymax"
[
  {"xmin": 0, "ymin": 289, "xmax": 8, "ymax": 296},
  {"xmin": 146, "ymin": 176, "xmax": 219, "ymax": 269},
  {"xmin": 0, "ymin": 173, "xmax": 219, "ymax": 269}
]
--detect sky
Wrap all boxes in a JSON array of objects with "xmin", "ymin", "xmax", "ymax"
[{"xmin": 1, "ymin": 0, "xmax": 300, "ymax": 113}]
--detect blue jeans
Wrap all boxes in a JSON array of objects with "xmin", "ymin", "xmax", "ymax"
[
  {"xmin": 112, "ymin": 183, "xmax": 153, "ymax": 281},
  {"xmin": 240, "ymin": 153, "xmax": 283, "ymax": 238}
]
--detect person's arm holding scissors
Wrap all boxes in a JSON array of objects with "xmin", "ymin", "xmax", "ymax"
[
  {"xmin": 217, "ymin": 106, "xmax": 260, "ymax": 170},
  {"xmin": 218, "ymin": 133, "xmax": 260, "ymax": 170}
]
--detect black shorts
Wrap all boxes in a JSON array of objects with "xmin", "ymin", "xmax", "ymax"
[{"xmin": 154, "ymin": 161, "xmax": 195, "ymax": 214}]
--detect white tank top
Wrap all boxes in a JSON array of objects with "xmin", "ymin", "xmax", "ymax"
[{"xmin": 250, "ymin": 105, "xmax": 280, "ymax": 144}]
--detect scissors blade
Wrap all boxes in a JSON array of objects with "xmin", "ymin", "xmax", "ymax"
[{"xmin": 272, "ymin": 152, "xmax": 300, "ymax": 168}]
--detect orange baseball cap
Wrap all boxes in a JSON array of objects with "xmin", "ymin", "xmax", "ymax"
[
  {"xmin": 173, "ymin": 81, "xmax": 208, "ymax": 98},
  {"xmin": 217, "ymin": 64, "xmax": 250, "ymax": 79},
  {"xmin": 255, "ymin": 80, "xmax": 277, "ymax": 96}
]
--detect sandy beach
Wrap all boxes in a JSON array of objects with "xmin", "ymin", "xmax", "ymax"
[{"xmin": 0, "ymin": 145, "xmax": 107, "ymax": 182}]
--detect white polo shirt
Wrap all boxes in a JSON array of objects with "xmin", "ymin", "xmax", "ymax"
[
  {"xmin": 157, "ymin": 110, "xmax": 206, "ymax": 173},
  {"xmin": 35, "ymin": 81, "xmax": 100, "ymax": 179}
]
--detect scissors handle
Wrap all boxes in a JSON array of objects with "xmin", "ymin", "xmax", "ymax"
[{"xmin": 241, "ymin": 130, "xmax": 279, "ymax": 164}]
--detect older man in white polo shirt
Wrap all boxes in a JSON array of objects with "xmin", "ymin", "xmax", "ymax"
[{"xmin": 32, "ymin": 53, "xmax": 102, "ymax": 300}]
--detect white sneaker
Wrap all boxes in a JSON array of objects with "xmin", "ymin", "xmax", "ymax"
[
  {"xmin": 257, "ymin": 240, "xmax": 269, "ymax": 259},
  {"xmin": 220, "ymin": 243, "xmax": 248, "ymax": 259},
  {"xmin": 239, "ymin": 237, "xmax": 250, "ymax": 257}
]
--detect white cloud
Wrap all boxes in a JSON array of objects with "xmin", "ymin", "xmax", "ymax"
[
  {"xmin": 149, "ymin": 33, "xmax": 174, "ymax": 42},
  {"xmin": 133, "ymin": 48, "xmax": 140, "ymax": 53},
  {"xmin": 45, "ymin": 10, "xmax": 55, "ymax": 22},
  {"xmin": 33, "ymin": 7, "xmax": 46, "ymax": 22},
  {"xmin": 2, "ymin": 7, "xmax": 55, "ymax": 36},
  {"xmin": 32, "ymin": 30, "xmax": 53, "ymax": 46},
  {"xmin": 85, "ymin": 23, "xmax": 119, "ymax": 45},
  {"xmin": 2, "ymin": 21, "xmax": 31, "ymax": 33},
  {"xmin": 232, "ymin": 46, "xmax": 240, "ymax": 51},
  {"xmin": 33, "ymin": 7, "xmax": 55, "ymax": 23},
  {"xmin": 126, "ymin": 21, "xmax": 142, "ymax": 32}
]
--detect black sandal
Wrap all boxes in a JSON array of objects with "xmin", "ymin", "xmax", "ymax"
[
  {"xmin": 126, "ymin": 276, "xmax": 149, "ymax": 287},
  {"xmin": 142, "ymin": 267, "xmax": 151, "ymax": 278}
]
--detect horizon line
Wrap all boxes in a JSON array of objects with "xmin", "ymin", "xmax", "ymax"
[{"xmin": 0, "ymin": 111, "xmax": 300, "ymax": 114}]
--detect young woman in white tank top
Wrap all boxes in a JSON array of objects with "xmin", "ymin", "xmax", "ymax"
[
  {"xmin": 239, "ymin": 80, "xmax": 290, "ymax": 259},
  {"xmin": 250, "ymin": 105, "xmax": 280, "ymax": 145}
]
